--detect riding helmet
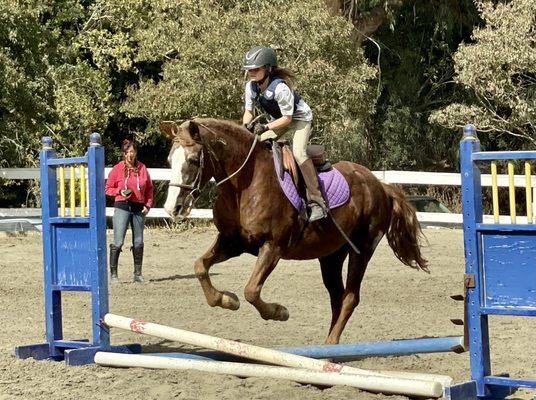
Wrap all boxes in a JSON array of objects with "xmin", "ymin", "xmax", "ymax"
[{"xmin": 242, "ymin": 45, "xmax": 277, "ymax": 70}]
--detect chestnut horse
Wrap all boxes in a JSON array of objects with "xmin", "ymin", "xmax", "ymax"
[{"xmin": 160, "ymin": 118, "xmax": 428, "ymax": 344}]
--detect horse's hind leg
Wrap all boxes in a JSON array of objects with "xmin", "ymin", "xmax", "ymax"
[
  {"xmin": 325, "ymin": 248, "xmax": 372, "ymax": 344},
  {"xmin": 244, "ymin": 241, "xmax": 288, "ymax": 321},
  {"xmin": 195, "ymin": 233, "xmax": 243, "ymax": 311},
  {"xmin": 319, "ymin": 247, "xmax": 348, "ymax": 334}
]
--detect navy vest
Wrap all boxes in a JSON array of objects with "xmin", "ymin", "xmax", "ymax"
[{"xmin": 251, "ymin": 78, "xmax": 301, "ymax": 119}]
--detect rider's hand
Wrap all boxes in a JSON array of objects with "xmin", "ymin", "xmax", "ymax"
[
  {"xmin": 253, "ymin": 123, "xmax": 268, "ymax": 136},
  {"xmin": 244, "ymin": 121, "xmax": 256, "ymax": 133}
]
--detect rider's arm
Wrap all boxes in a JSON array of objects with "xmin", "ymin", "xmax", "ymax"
[
  {"xmin": 266, "ymin": 115, "xmax": 292, "ymax": 130},
  {"xmin": 242, "ymin": 81, "xmax": 255, "ymax": 126},
  {"xmin": 242, "ymin": 109, "xmax": 254, "ymax": 126}
]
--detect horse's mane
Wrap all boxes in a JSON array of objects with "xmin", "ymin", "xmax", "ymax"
[{"xmin": 194, "ymin": 118, "xmax": 253, "ymax": 142}]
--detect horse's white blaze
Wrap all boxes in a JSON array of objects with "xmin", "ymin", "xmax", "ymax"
[{"xmin": 164, "ymin": 146, "xmax": 186, "ymax": 217}]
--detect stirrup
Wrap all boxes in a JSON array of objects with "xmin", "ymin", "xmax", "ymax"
[{"xmin": 308, "ymin": 203, "xmax": 327, "ymax": 222}]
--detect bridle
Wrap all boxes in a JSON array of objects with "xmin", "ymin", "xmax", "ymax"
[{"xmin": 168, "ymin": 148, "xmax": 204, "ymax": 192}]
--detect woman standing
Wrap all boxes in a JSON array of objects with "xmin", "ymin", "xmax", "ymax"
[
  {"xmin": 105, "ymin": 139, "xmax": 154, "ymax": 283},
  {"xmin": 241, "ymin": 45, "xmax": 327, "ymax": 222}
]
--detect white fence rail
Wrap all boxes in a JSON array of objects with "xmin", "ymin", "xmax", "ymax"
[
  {"xmin": 5, "ymin": 167, "xmax": 535, "ymax": 187},
  {"xmin": 2, "ymin": 167, "xmax": 534, "ymax": 231}
]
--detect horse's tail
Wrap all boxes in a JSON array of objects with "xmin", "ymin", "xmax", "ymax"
[{"xmin": 382, "ymin": 183, "xmax": 429, "ymax": 273}]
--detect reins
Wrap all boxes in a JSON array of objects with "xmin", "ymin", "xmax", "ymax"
[
  {"xmin": 212, "ymin": 132, "xmax": 259, "ymax": 187},
  {"xmin": 194, "ymin": 122, "xmax": 259, "ymax": 187}
]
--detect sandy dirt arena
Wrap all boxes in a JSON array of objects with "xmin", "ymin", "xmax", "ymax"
[{"xmin": 1, "ymin": 227, "xmax": 534, "ymax": 400}]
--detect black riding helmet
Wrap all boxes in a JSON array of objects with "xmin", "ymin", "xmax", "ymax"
[{"xmin": 242, "ymin": 45, "xmax": 277, "ymax": 70}]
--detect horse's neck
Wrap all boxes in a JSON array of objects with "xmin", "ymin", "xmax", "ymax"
[
  {"xmin": 204, "ymin": 130, "xmax": 251, "ymax": 172},
  {"xmin": 203, "ymin": 127, "xmax": 268, "ymax": 188}
]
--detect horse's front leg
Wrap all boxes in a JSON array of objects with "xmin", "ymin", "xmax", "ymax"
[
  {"xmin": 195, "ymin": 233, "xmax": 242, "ymax": 311},
  {"xmin": 244, "ymin": 242, "xmax": 288, "ymax": 321}
]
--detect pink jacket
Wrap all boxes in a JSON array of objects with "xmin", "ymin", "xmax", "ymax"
[{"xmin": 105, "ymin": 161, "xmax": 154, "ymax": 209}]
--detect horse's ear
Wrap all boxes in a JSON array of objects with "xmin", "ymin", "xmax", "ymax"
[
  {"xmin": 159, "ymin": 121, "xmax": 179, "ymax": 139},
  {"xmin": 188, "ymin": 120, "xmax": 201, "ymax": 142}
]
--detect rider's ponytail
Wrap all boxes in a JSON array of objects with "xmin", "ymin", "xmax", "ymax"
[{"xmin": 270, "ymin": 67, "xmax": 295, "ymax": 88}]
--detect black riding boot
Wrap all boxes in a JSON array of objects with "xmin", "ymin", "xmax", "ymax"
[
  {"xmin": 132, "ymin": 245, "xmax": 144, "ymax": 283},
  {"xmin": 109, "ymin": 244, "xmax": 121, "ymax": 284}
]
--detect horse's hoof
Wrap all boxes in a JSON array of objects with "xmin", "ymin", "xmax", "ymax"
[
  {"xmin": 274, "ymin": 305, "xmax": 289, "ymax": 321},
  {"xmin": 221, "ymin": 291, "xmax": 240, "ymax": 310}
]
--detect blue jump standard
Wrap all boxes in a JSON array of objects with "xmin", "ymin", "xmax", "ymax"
[
  {"xmin": 14, "ymin": 135, "xmax": 140, "ymax": 366},
  {"xmin": 447, "ymin": 124, "xmax": 536, "ymax": 399},
  {"xmin": 146, "ymin": 336, "xmax": 463, "ymax": 362},
  {"xmin": 14, "ymin": 342, "xmax": 141, "ymax": 366}
]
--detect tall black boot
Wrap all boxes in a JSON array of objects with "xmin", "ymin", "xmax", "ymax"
[
  {"xmin": 132, "ymin": 245, "xmax": 144, "ymax": 283},
  {"xmin": 109, "ymin": 244, "xmax": 121, "ymax": 284}
]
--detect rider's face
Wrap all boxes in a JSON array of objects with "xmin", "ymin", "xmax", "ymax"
[{"xmin": 247, "ymin": 67, "xmax": 267, "ymax": 82}]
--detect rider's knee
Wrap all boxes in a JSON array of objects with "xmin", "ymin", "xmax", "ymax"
[{"xmin": 293, "ymin": 148, "xmax": 308, "ymax": 165}]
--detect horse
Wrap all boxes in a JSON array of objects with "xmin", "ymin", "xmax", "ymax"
[{"xmin": 160, "ymin": 118, "xmax": 428, "ymax": 344}]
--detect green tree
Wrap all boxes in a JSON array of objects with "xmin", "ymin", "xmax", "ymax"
[
  {"xmin": 362, "ymin": 0, "xmax": 480, "ymax": 170},
  {"xmin": 431, "ymin": 0, "xmax": 536, "ymax": 149},
  {"xmin": 0, "ymin": 1, "xmax": 114, "ymax": 164},
  {"xmin": 0, "ymin": 1, "xmax": 56, "ymax": 167},
  {"xmin": 76, "ymin": 0, "xmax": 378, "ymax": 162},
  {"xmin": 0, "ymin": 1, "xmax": 117, "ymax": 205}
]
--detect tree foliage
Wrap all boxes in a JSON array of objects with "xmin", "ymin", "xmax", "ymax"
[
  {"xmin": 358, "ymin": 0, "xmax": 480, "ymax": 170},
  {"xmin": 0, "ymin": 1, "xmax": 56, "ymax": 166},
  {"xmin": 431, "ymin": 0, "xmax": 536, "ymax": 149},
  {"xmin": 77, "ymin": 0, "xmax": 377, "ymax": 162},
  {"xmin": 1, "ymin": 0, "xmax": 535, "ymax": 208},
  {"xmin": 0, "ymin": 0, "xmax": 377, "ymax": 169}
]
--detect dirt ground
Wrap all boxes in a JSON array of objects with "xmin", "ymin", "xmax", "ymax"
[{"xmin": 1, "ymin": 227, "xmax": 534, "ymax": 400}]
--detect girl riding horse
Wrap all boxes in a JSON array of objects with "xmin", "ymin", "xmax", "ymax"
[{"xmin": 241, "ymin": 45, "xmax": 327, "ymax": 222}]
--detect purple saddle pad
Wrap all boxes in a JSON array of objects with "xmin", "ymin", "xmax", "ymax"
[{"xmin": 275, "ymin": 160, "xmax": 350, "ymax": 212}]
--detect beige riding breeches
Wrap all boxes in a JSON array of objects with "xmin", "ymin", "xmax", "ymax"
[{"xmin": 260, "ymin": 120, "xmax": 312, "ymax": 165}]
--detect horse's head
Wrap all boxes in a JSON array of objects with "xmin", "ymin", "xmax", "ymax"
[{"xmin": 160, "ymin": 120, "xmax": 206, "ymax": 219}]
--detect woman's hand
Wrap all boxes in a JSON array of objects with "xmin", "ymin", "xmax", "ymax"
[
  {"xmin": 120, "ymin": 189, "xmax": 132, "ymax": 198},
  {"xmin": 142, "ymin": 206, "xmax": 149, "ymax": 215}
]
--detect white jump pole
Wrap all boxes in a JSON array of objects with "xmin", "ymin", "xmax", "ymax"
[
  {"xmin": 103, "ymin": 314, "xmax": 448, "ymax": 397},
  {"xmin": 95, "ymin": 352, "xmax": 441, "ymax": 397}
]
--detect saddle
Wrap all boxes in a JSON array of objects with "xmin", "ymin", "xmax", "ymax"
[
  {"xmin": 272, "ymin": 141, "xmax": 332, "ymax": 185},
  {"xmin": 271, "ymin": 141, "xmax": 349, "ymax": 213}
]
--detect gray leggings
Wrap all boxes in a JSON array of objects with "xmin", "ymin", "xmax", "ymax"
[{"xmin": 113, "ymin": 207, "xmax": 145, "ymax": 249}]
